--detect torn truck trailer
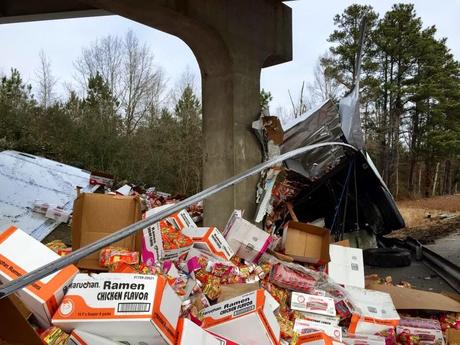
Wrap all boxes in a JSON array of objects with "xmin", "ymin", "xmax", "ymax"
[
  {"xmin": 0, "ymin": 151, "xmax": 96, "ymax": 240},
  {"xmin": 257, "ymin": 99, "xmax": 404, "ymax": 239}
]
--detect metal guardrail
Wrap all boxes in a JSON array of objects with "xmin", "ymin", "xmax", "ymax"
[{"xmin": 0, "ymin": 142, "xmax": 357, "ymax": 299}]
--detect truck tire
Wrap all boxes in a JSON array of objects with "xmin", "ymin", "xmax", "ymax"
[{"xmin": 363, "ymin": 248, "xmax": 411, "ymax": 267}]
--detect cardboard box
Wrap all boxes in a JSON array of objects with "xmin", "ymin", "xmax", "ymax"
[
  {"xmin": 72, "ymin": 192, "xmax": 142, "ymax": 270},
  {"xmin": 141, "ymin": 208, "xmax": 196, "ymax": 264},
  {"xmin": 282, "ymin": 221, "xmax": 330, "ymax": 264},
  {"xmin": 224, "ymin": 217, "xmax": 272, "ymax": 263},
  {"xmin": 294, "ymin": 319, "xmax": 342, "ymax": 341},
  {"xmin": 300, "ymin": 312, "xmax": 340, "ymax": 326},
  {"xmin": 328, "ymin": 244, "xmax": 364, "ymax": 288},
  {"xmin": 201, "ymin": 289, "xmax": 280, "ymax": 345},
  {"xmin": 182, "ymin": 227, "xmax": 234, "ymax": 260},
  {"xmin": 291, "ymin": 292, "xmax": 336, "ymax": 317},
  {"xmin": 346, "ymin": 286, "xmax": 400, "ymax": 334},
  {"xmin": 295, "ymin": 332, "xmax": 345, "ymax": 345},
  {"xmin": 396, "ymin": 317, "xmax": 444, "ymax": 345},
  {"xmin": 0, "ymin": 226, "xmax": 79, "ymax": 328},
  {"xmin": 52, "ymin": 273, "xmax": 182, "ymax": 345},
  {"xmin": 447, "ymin": 329, "xmax": 460, "ymax": 345},
  {"xmin": 0, "ymin": 295, "xmax": 43, "ymax": 345},
  {"xmin": 342, "ymin": 334, "xmax": 386, "ymax": 345},
  {"xmin": 177, "ymin": 318, "xmax": 239, "ymax": 345},
  {"xmin": 368, "ymin": 283, "xmax": 460, "ymax": 312},
  {"xmin": 68, "ymin": 329, "xmax": 121, "ymax": 345}
]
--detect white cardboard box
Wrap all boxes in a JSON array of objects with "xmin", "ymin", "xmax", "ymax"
[
  {"xmin": 52, "ymin": 273, "xmax": 182, "ymax": 345},
  {"xmin": 68, "ymin": 329, "xmax": 121, "ymax": 345},
  {"xmin": 291, "ymin": 292, "xmax": 336, "ymax": 317},
  {"xmin": 328, "ymin": 245, "xmax": 364, "ymax": 288},
  {"xmin": 295, "ymin": 332, "xmax": 345, "ymax": 345},
  {"xmin": 342, "ymin": 334, "xmax": 386, "ymax": 345},
  {"xmin": 224, "ymin": 217, "xmax": 272, "ymax": 263},
  {"xmin": 346, "ymin": 286, "xmax": 400, "ymax": 334},
  {"xmin": 177, "ymin": 318, "xmax": 239, "ymax": 345},
  {"xmin": 201, "ymin": 289, "xmax": 280, "ymax": 345},
  {"xmin": 0, "ymin": 226, "xmax": 79, "ymax": 328},
  {"xmin": 141, "ymin": 208, "xmax": 195, "ymax": 264},
  {"xmin": 294, "ymin": 319, "xmax": 342, "ymax": 341},
  {"xmin": 182, "ymin": 227, "xmax": 234, "ymax": 261}
]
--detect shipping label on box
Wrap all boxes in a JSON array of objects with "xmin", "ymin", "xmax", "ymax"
[
  {"xmin": 0, "ymin": 226, "xmax": 79, "ymax": 328},
  {"xmin": 291, "ymin": 292, "xmax": 336, "ymax": 317},
  {"xmin": 52, "ymin": 273, "xmax": 182, "ymax": 345},
  {"xmin": 224, "ymin": 217, "xmax": 272, "ymax": 263},
  {"xmin": 294, "ymin": 319, "xmax": 342, "ymax": 341},
  {"xmin": 201, "ymin": 289, "xmax": 280, "ymax": 345},
  {"xmin": 182, "ymin": 227, "xmax": 234, "ymax": 261},
  {"xmin": 68, "ymin": 329, "xmax": 121, "ymax": 345},
  {"xmin": 328, "ymin": 245, "xmax": 364, "ymax": 288}
]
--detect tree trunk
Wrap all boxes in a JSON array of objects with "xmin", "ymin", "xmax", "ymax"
[
  {"xmin": 417, "ymin": 164, "xmax": 422, "ymax": 196},
  {"xmin": 432, "ymin": 162, "xmax": 440, "ymax": 197}
]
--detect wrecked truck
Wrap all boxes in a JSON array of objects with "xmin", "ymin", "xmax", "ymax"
[{"xmin": 254, "ymin": 98, "xmax": 405, "ymax": 244}]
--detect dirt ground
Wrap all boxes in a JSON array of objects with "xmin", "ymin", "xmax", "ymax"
[{"xmin": 388, "ymin": 194, "xmax": 460, "ymax": 244}]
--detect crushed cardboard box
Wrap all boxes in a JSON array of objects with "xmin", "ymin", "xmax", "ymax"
[
  {"xmin": 201, "ymin": 289, "xmax": 280, "ymax": 345},
  {"xmin": 0, "ymin": 226, "xmax": 79, "ymax": 328}
]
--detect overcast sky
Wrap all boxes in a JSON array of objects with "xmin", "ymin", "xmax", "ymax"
[{"xmin": 1, "ymin": 1, "xmax": 459, "ymax": 111}]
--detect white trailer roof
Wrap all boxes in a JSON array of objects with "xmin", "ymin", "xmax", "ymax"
[{"xmin": 0, "ymin": 150, "xmax": 96, "ymax": 240}]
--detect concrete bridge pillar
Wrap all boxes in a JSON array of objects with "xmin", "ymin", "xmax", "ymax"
[{"xmin": 87, "ymin": 0, "xmax": 293, "ymax": 227}]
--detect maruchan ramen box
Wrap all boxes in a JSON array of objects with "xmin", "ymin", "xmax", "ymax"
[
  {"xmin": 177, "ymin": 318, "xmax": 240, "ymax": 345},
  {"xmin": 68, "ymin": 329, "xmax": 121, "ymax": 345},
  {"xmin": 201, "ymin": 289, "xmax": 280, "ymax": 345},
  {"xmin": 182, "ymin": 226, "xmax": 234, "ymax": 260},
  {"xmin": 52, "ymin": 273, "xmax": 182, "ymax": 345},
  {"xmin": 295, "ymin": 332, "xmax": 345, "ymax": 345},
  {"xmin": 0, "ymin": 226, "xmax": 79, "ymax": 328},
  {"xmin": 293, "ymin": 319, "xmax": 342, "ymax": 341},
  {"xmin": 291, "ymin": 292, "xmax": 336, "ymax": 317},
  {"xmin": 141, "ymin": 208, "xmax": 196, "ymax": 264}
]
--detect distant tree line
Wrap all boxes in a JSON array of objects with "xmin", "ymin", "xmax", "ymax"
[
  {"xmin": 299, "ymin": 4, "xmax": 460, "ymax": 198},
  {"xmin": 0, "ymin": 31, "xmax": 202, "ymax": 195}
]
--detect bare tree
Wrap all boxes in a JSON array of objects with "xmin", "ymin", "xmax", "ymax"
[
  {"xmin": 122, "ymin": 31, "xmax": 165, "ymax": 134},
  {"xmin": 36, "ymin": 50, "xmax": 57, "ymax": 108},
  {"xmin": 74, "ymin": 30, "xmax": 165, "ymax": 134},
  {"xmin": 308, "ymin": 52, "xmax": 342, "ymax": 105},
  {"xmin": 288, "ymin": 81, "xmax": 310, "ymax": 118}
]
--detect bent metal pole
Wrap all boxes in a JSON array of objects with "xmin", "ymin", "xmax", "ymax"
[{"xmin": 0, "ymin": 142, "xmax": 357, "ymax": 299}]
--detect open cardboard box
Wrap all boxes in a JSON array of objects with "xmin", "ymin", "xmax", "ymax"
[
  {"xmin": 281, "ymin": 221, "xmax": 330, "ymax": 264},
  {"xmin": 72, "ymin": 192, "xmax": 142, "ymax": 271}
]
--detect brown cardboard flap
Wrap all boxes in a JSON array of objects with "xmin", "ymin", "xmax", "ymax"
[
  {"xmin": 368, "ymin": 283, "xmax": 460, "ymax": 312},
  {"xmin": 447, "ymin": 329, "xmax": 460, "ymax": 345},
  {"xmin": 0, "ymin": 296, "xmax": 42, "ymax": 345},
  {"xmin": 283, "ymin": 221, "xmax": 330, "ymax": 264},
  {"xmin": 72, "ymin": 193, "xmax": 142, "ymax": 271}
]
